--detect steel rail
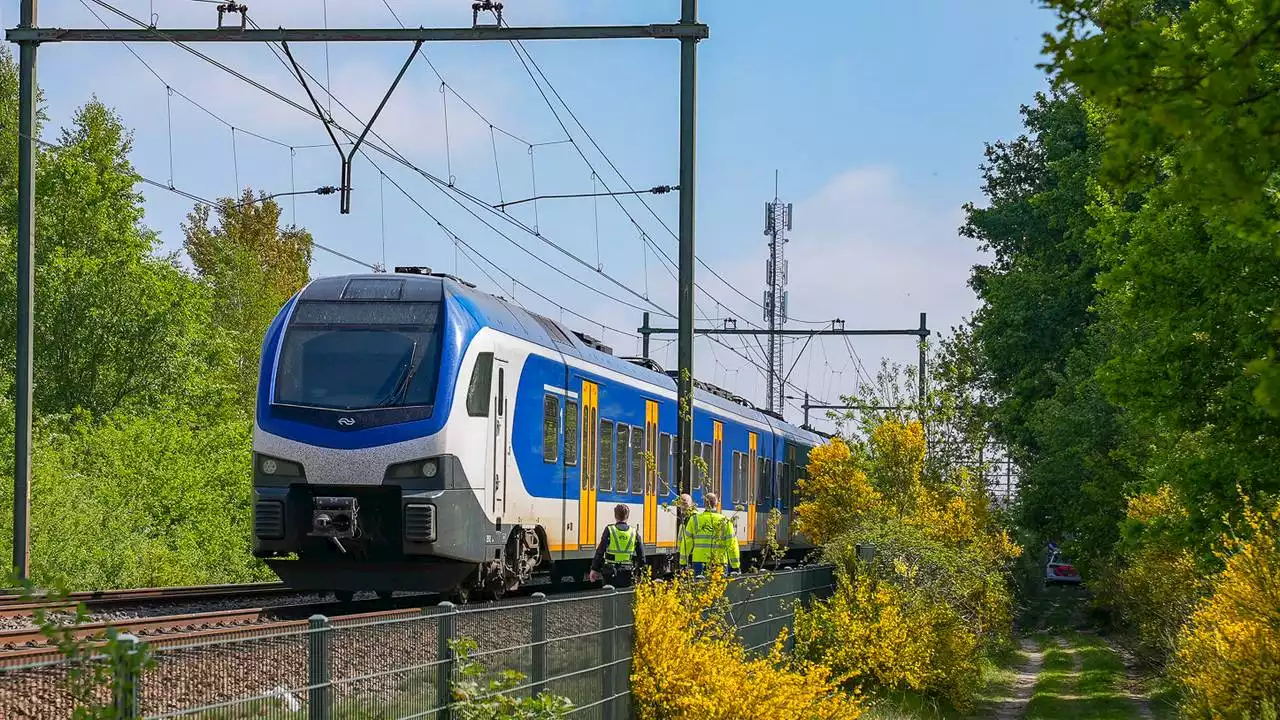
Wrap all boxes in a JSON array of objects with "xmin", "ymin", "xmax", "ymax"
[{"xmin": 0, "ymin": 581, "xmax": 290, "ymax": 617}]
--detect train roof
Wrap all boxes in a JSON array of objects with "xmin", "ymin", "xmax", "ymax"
[{"xmin": 298, "ymin": 272, "xmax": 823, "ymax": 445}]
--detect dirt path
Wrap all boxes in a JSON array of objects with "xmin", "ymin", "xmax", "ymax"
[
  {"xmin": 991, "ymin": 637, "xmax": 1044, "ymax": 720},
  {"xmin": 1102, "ymin": 635, "xmax": 1156, "ymax": 720}
]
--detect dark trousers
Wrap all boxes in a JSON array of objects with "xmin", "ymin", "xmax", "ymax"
[{"xmin": 603, "ymin": 563, "xmax": 635, "ymax": 588}]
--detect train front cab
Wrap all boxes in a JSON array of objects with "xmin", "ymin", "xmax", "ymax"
[{"xmin": 251, "ymin": 276, "xmax": 536, "ymax": 596}]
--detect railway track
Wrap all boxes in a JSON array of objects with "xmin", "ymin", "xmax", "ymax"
[
  {"xmin": 0, "ymin": 565, "xmax": 670, "ymax": 663},
  {"xmin": 0, "ymin": 584, "xmax": 570, "ymax": 655},
  {"xmin": 0, "ymin": 591, "xmax": 448, "ymax": 659},
  {"xmin": 0, "ymin": 581, "xmax": 291, "ymax": 618}
]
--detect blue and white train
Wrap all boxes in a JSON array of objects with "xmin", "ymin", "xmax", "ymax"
[{"xmin": 251, "ymin": 268, "xmax": 820, "ymax": 598}]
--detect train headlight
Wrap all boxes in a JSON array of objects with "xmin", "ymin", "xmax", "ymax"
[
  {"xmin": 255, "ymin": 454, "xmax": 302, "ymax": 478},
  {"xmin": 387, "ymin": 457, "xmax": 446, "ymax": 486}
]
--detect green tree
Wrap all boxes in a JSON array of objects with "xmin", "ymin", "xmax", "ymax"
[
  {"xmin": 1043, "ymin": 0, "xmax": 1280, "ymax": 413},
  {"xmin": 0, "ymin": 52, "xmax": 274, "ymax": 588},
  {"xmin": 1041, "ymin": 0, "xmax": 1280, "ymax": 540},
  {"xmin": 0, "ymin": 51, "xmax": 213, "ymax": 418},
  {"xmin": 16, "ymin": 408, "xmax": 270, "ymax": 589},
  {"xmin": 959, "ymin": 90, "xmax": 1135, "ymax": 556},
  {"xmin": 183, "ymin": 190, "xmax": 312, "ymax": 401}
]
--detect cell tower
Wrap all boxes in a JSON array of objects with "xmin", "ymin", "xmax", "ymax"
[{"xmin": 763, "ymin": 185, "xmax": 792, "ymax": 415}]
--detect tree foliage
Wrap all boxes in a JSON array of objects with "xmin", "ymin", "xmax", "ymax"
[
  {"xmin": 183, "ymin": 191, "xmax": 311, "ymax": 402},
  {"xmin": 793, "ymin": 417, "xmax": 1019, "ymax": 711},
  {"xmin": 0, "ymin": 49, "xmax": 303, "ymax": 589},
  {"xmin": 1174, "ymin": 499, "xmax": 1280, "ymax": 718},
  {"xmin": 962, "ymin": 0, "xmax": 1280, "ymax": 708}
]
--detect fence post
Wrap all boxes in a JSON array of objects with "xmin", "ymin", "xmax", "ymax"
[
  {"xmin": 785, "ymin": 569, "xmax": 798, "ymax": 654},
  {"xmin": 531, "ymin": 592, "xmax": 548, "ymax": 697},
  {"xmin": 307, "ymin": 615, "xmax": 331, "ymax": 720},
  {"xmin": 110, "ymin": 633, "xmax": 141, "ymax": 719},
  {"xmin": 436, "ymin": 601, "xmax": 457, "ymax": 720},
  {"xmin": 599, "ymin": 585, "xmax": 617, "ymax": 715}
]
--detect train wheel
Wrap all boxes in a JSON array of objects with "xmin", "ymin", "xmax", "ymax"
[
  {"xmin": 376, "ymin": 590, "xmax": 394, "ymax": 600},
  {"xmin": 333, "ymin": 590, "xmax": 355, "ymax": 603}
]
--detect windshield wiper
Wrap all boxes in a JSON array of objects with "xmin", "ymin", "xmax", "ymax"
[{"xmin": 375, "ymin": 341, "xmax": 420, "ymax": 408}]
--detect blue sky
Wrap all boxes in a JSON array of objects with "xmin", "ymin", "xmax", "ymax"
[{"xmin": 4, "ymin": 0, "xmax": 1055, "ymax": 431}]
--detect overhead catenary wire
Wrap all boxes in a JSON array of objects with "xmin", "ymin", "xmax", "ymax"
[
  {"xmin": 81, "ymin": 0, "xmax": 754, "ymax": 338},
  {"xmin": 81, "ymin": 0, "xmax": 669, "ymax": 326},
  {"xmin": 243, "ymin": 22, "xmax": 677, "ymax": 318},
  {"xmin": 372, "ymin": 161, "xmax": 639, "ymax": 341},
  {"xmin": 504, "ymin": 34, "xmax": 835, "ymax": 327},
  {"xmin": 79, "ymin": 0, "xmax": 840, "ymax": 409},
  {"xmin": 210, "ymin": 7, "xmax": 671, "ymax": 318},
  {"xmin": 134, "ymin": 177, "xmax": 371, "ymax": 268}
]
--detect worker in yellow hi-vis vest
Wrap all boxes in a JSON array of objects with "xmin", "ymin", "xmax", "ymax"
[
  {"xmin": 678, "ymin": 492, "xmax": 740, "ymax": 576},
  {"xmin": 588, "ymin": 504, "xmax": 646, "ymax": 588}
]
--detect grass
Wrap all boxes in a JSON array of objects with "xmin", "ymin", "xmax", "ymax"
[
  {"xmin": 1022, "ymin": 631, "xmax": 1142, "ymax": 720},
  {"xmin": 1024, "ymin": 634, "xmax": 1078, "ymax": 719},
  {"xmin": 1144, "ymin": 674, "xmax": 1182, "ymax": 720},
  {"xmin": 860, "ymin": 646, "xmax": 1024, "ymax": 720}
]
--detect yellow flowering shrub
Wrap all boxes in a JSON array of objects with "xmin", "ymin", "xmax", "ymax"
[
  {"xmin": 912, "ymin": 478, "xmax": 1022, "ymax": 569},
  {"xmin": 792, "ymin": 422, "xmax": 1019, "ymax": 710},
  {"xmin": 793, "ymin": 573, "xmax": 981, "ymax": 711},
  {"xmin": 1174, "ymin": 502, "xmax": 1280, "ymax": 719},
  {"xmin": 868, "ymin": 420, "xmax": 926, "ymax": 516},
  {"xmin": 795, "ymin": 439, "xmax": 882, "ymax": 544},
  {"xmin": 1107, "ymin": 485, "xmax": 1208, "ymax": 659},
  {"xmin": 631, "ymin": 569, "xmax": 863, "ymax": 720}
]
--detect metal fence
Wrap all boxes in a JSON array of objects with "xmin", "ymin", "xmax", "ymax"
[{"xmin": 0, "ymin": 565, "xmax": 834, "ymax": 720}]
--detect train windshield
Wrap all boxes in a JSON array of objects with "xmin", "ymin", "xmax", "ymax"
[{"xmin": 274, "ymin": 300, "xmax": 443, "ymax": 411}]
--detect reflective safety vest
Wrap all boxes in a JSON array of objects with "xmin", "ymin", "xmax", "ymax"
[
  {"xmin": 605, "ymin": 524, "xmax": 638, "ymax": 565},
  {"xmin": 679, "ymin": 511, "xmax": 741, "ymax": 569}
]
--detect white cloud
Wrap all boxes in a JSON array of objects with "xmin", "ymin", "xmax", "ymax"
[{"xmin": 772, "ymin": 166, "xmax": 980, "ymax": 333}]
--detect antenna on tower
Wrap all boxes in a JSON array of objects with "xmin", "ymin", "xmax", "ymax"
[{"xmin": 762, "ymin": 172, "xmax": 791, "ymax": 415}]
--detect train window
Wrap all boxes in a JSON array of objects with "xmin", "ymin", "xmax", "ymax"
[
  {"xmin": 465, "ymin": 353, "xmax": 493, "ymax": 417},
  {"xmin": 497, "ymin": 368, "xmax": 505, "ymax": 416},
  {"xmin": 616, "ymin": 425, "xmax": 629, "ymax": 494},
  {"xmin": 729, "ymin": 451, "xmax": 740, "ymax": 506},
  {"xmin": 752, "ymin": 453, "xmax": 762, "ymax": 504},
  {"xmin": 781, "ymin": 463, "xmax": 792, "ymax": 510},
  {"xmin": 630, "ymin": 426, "xmax": 645, "ymax": 495},
  {"xmin": 276, "ymin": 300, "xmax": 442, "ymax": 411},
  {"xmin": 738, "ymin": 453, "xmax": 749, "ymax": 506},
  {"xmin": 747, "ymin": 454, "xmax": 756, "ymax": 505},
  {"xmin": 599, "ymin": 420, "xmax": 615, "ymax": 492},
  {"xmin": 565, "ymin": 399, "xmax": 579, "ymax": 466},
  {"xmin": 599, "ymin": 420, "xmax": 614, "ymax": 491},
  {"xmin": 542, "ymin": 395, "xmax": 559, "ymax": 463},
  {"xmin": 659, "ymin": 433, "xmax": 672, "ymax": 496}
]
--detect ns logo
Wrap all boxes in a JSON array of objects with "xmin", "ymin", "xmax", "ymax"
[{"xmin": 337, "ymin": 417, "xmax": 357, "ymax": 427}]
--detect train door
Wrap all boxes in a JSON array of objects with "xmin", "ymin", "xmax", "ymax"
[
  {"xmin": 489, "ymin": 359, "xmax": 509, "ymax": 514},
  {"xmin": 747, "ymin": 432, "xmax": 758, "ymax": 544},
  {"xmin": 644, "ymin": 400, "xmax": 659, "ymax": 545},
  {"xmin": 577, "ymin": 380, "xmax": 599, "ymax": 547},
  {"xmin": 712, "ymin": 420, "xmax": 724, "ymax": 509}
]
